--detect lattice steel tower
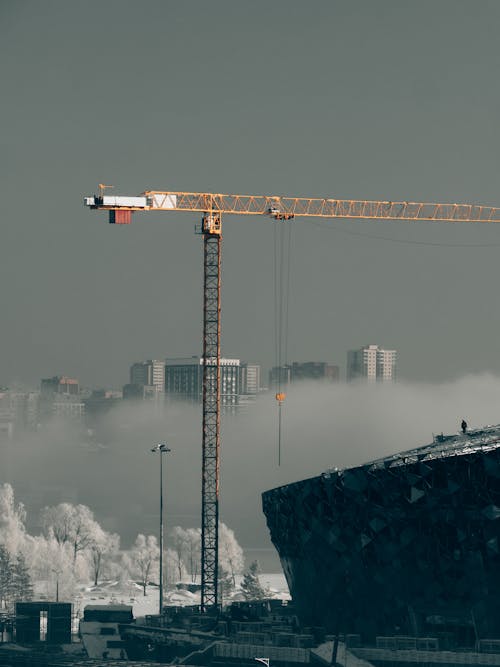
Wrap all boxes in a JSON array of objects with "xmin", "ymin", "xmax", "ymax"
[{"xmin": 200, "ymin": 211, "xmax": 222, "ymax": 609}]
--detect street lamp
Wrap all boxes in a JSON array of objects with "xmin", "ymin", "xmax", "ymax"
[{"xmin": 151, "ymin": 442, "xmax": 171, "ymax": 615}]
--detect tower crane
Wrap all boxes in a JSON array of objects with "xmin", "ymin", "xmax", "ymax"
[{"xmin": 83, "ymin": 189, "xmax": 500, "ymax": 611}]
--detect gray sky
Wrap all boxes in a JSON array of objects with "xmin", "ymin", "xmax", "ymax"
[
  {"xmin": 3, "ymin": 0, "xmax": 500, "ymax": 557},
  {"xmin": 2, "ymin": 0, "xmax": 500, "ymax": 387}
]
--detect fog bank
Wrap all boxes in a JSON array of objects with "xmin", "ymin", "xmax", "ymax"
[{"xmin": 2, "ymin": 373, "xmax": 499, "ymax": 564}]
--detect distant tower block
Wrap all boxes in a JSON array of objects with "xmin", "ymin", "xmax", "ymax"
[{"xmin": 347, "ymin": 344, "xmax": 396, "ymax": 382}]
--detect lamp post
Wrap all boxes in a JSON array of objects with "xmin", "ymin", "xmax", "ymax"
[
  {"xmin": 151, "ymin": 442, "xmax": 171, "ymax": 615},
  {"xmin": 51, "ymin": 568, "xmax": 60, "ymax": 602}
]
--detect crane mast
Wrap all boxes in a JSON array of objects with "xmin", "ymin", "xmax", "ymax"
[
  {"xmin": 84, "ymin": 188, "xmax": 500, "ymax": 612},
  {"xmin": 200, "ymin": 212, "xmax": 222, "ymax": 610}
]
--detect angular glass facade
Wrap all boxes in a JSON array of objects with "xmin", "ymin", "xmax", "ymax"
[{"xmin": 262, "ymin": 426, "xmax": 500, "ymax": 642}]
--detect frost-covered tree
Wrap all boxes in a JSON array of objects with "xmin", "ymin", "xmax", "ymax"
[
  {"xmin": 40, "ymin": 503, "xmax": 102, "ymax": 564},
  {"xmin": 125, "ymin": 534, "xmax": 159, "ymax": 596},
  {"xmin": 0, "ymin": 546, "xmax": 33, "ymax": 610},
  {"xmin": 11, "ymin": 553, "xmax": 33, "ymax": 602},
  {"xmin": 240, "ymin": 560, "xmax": 266, "ymax": 601},
  {"xmin": 0, "ymin": 546, "xmax": 14, "ymax": 609},
  {"xmin": 169, "ymin": 523, "xmax": 242, "ymax": 586},
  {"xmin": 170, "ymin": 526, "xmax": 188, "ymax": 582},
  {"xmin": 26, "ymin": 534, "xmax": 77, "ymax": 600},
  {"xmin": 219, "ymin": 523, "xmax": 244, "ymax": 587},
  {"xmin": 0, "ymin": 483, "xmax": 26, "ymax": 554},
  {"xmin": 170, "ymin": 526, "xmax": 201, "ymax": 582},
  {"xmin": 88, "ymin": 529, "xmax": 120, "ymax": 586},
  {"xmin": 165, "ymin": 547, "xmax": 185, "ymax": 586},
  {"xmin": 185, "ymin": 528, "xmax": 201, "ymax": 582}
]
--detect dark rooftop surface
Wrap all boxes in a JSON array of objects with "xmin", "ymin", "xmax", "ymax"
[{"xmin": 364, "ymin": 424, "xmax": 500, "ymax": 471}]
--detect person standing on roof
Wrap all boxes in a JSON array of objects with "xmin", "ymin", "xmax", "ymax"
[{"xmin": 461, "ymin": 419, "xmax": 467, "ymax": 434}]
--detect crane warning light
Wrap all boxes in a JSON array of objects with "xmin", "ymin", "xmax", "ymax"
[{"xmin": 275, "ymin": 392, "xmax": 286, "ymax": 403}]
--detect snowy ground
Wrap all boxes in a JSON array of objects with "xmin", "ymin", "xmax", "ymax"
[{"xmin": 69, "ymin": 573, "xmax": 290, "ymax": 619}]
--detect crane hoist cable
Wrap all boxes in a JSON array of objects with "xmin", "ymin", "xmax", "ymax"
[{"xmin": 273, "ymin": 218, "xmax": 293, "ymax": 466}]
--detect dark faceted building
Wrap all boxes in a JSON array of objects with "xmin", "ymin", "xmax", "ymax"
[{"xmin": 262, "ymin": 426, "xmax": 500, "ymax": 643}]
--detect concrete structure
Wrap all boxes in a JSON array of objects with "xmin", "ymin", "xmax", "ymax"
[
  {"xmin": 240, "ymin": 362, "xmax": 261, "ymax": 395},
  {"xmin": 263, "ymin": 425, "xmax": 500, "ymax": 644},
  {"xmin": 0, "ymin": 390, "xmax": 39, "ymax": 435},
  {"xmin": 269, "ymin": 362, "xmax": 339, "ymax": 388},
  {"xmin": 15, "ymin": 602, "xmax": 71, "ymax": 644},
  {"xmin": 84, "ymin": 389, "xmax": 122, "ymax": 426},
  {"xmin": 165, "ymin": 357, "xmax": 259, "ymax": 409},
  {"xmin": 80, "ymin": 605, "xmax": 132, "ymax": 660},
  {"xmin": 130, "ymin": 360, "xmax": 165, "ymax": 393},
  {"xmin": 124, "ymin": 360, "xmax": 165, "ymax": 402},
  {"xmin": 39, "ymin": 376, "xmax": 83, "ymax": 423},
  {"xmin": 165, "ymin": 356, "xmax": 240, "ymax": 408},
  {"xmin": 51, "ymin": 394, "xmax": 85, "ymax": 421},
  {"xmin": 41, "ymin": 376, "xmax": 79, "ymax": 395},
  {"xmin": 346, "ymin": 345, "xmax": 396, "ymax": 382},
  {"xmin": 291, "ymin": 362, "xmax": 339, "ymax": 383}
]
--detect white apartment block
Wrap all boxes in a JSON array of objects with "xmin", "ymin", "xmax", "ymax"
[{"xmin": 347, "ymin": 344, "xmax": 397, "ymax": 382}]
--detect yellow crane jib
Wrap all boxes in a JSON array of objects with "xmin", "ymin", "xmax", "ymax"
[{"xmin": 84, "ymin": 189, "xmax": 500, "ymax": 223}]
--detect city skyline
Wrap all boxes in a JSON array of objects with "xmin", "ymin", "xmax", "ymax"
[
  {"xmin": 1, "ymin": 345, "xmax": 392, "ymax": 393},
  {"xmin": 2, "ymin": 1, "xmax": 500, "ymax": 390}
]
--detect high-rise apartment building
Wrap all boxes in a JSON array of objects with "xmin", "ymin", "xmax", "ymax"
[
  {"xmin": 125, "ymin": 359, "xmax": 165, "ymax": 401},
  {"xmin": 347, "ymin": 344, "xmax": 396, "ymax": 382},
  {"xmin": 165, "ymin": 357, "xmax": 260, "ymax": 409},
  {"xmin": 239, "ymin": 363, "xmax": 261, "ymax": 396},
  {"xmin": 130, "ymin": 360, "xmax": 165, "ymax": 393}
]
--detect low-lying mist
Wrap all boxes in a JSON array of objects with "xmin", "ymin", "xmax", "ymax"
[{"xmin": 3, "ymin": 373, "xmax": 500, "ymax": 559}]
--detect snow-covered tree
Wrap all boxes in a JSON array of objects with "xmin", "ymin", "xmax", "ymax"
[
  {"xmin": 11, "ymin": 553, "xmax": 33, "ymax": 602},
  {"xmin": 168, "ymin": 523, "xmax": 242, "ymax": 586},
  {"xmin": 170, "ymin": 526, "xmax": 201, "ymax": 583},
  {"xmin": 170, "ymin": 526, "xmax": 188, "ymax": 582},
  {"xmin": 26, "ymin": 534, "xmax": 77, "ymax": 600},
  {"xmin": 0, "ymin": 546, "xmax": 33, "ymax": 610},
  {"xmin": 165, "ymin": 547, "xmax": 186, "ymax": 586},
  {"xmin": 40, "ymin": 503, "xmax": 102, "ymax": 564},
  {"xmin": 88, "ymin": 529, "xmax": 120, "ymax": 586},
  {"xmin": 185, "ymin": 528, "xmax": 201, "ymax": 582},
  {"xmin": 0, "ymin": 546, "xmax": 14, "ymax": 609},
  {"xmin": 125, "ymin": 534, "xmax": 159, "ymax": 596},
  {"xmin": 0, "ymin": 483, "xmax": 26, "ymax": 554},
  {"xmin": 240, "ymin": 560, "xmax": 266, "ymax": 601},
  {"xmin": 219, "ymin": 523, "xmax": 244, "ymax": 587}
]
